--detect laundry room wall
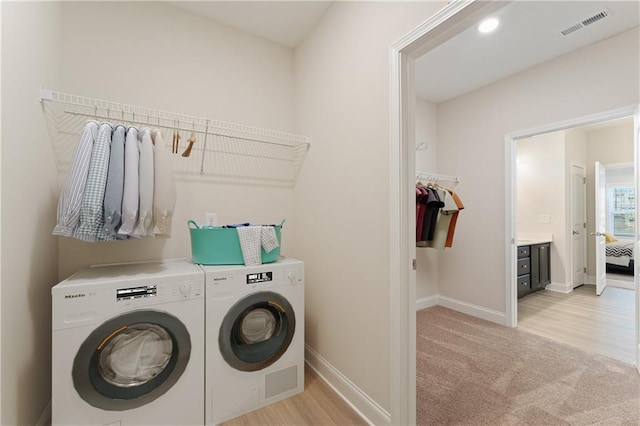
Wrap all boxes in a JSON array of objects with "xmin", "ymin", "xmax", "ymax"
[
  {"xmin": 58, "ymin": 1, "xmax": 298, "ymax": 278},
  {"xmin": 415, "ymin": 97, "xmax": 440, "ymax": 303},
  {"xmin": 1, "ymin": 2, "xmax": 62, "ymax": 425},
  {"xmin": 436, "ymin": 27, "xmax": 639, "ymax": 315},
  {"xmin": 293, "ymin": 1, "xmax": 446, "ymax": 417},
  {"xmin": 585, "ymin": 120, "xmax": 635, "ymax": 278}
]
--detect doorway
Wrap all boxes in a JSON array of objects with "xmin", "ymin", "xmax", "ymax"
[
  {"xmin": 390, "ymin": 1, "xmax": 640, "ymax": 423},
  {"xmin": 512, "ymin": 116, "xmax": 637, "ymax": 364}
]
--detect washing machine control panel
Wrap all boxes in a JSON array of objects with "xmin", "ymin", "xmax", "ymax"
[
  {"xmin": 116, "ymin": 279, "xmax": 204, "ymax": 305},
  {"xmin": 116, "ymin": 284, "xmax": 157, "ymax": 301}
]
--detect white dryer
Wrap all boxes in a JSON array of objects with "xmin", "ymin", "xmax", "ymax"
[
  {"xmin": 201, "ymin": 258, "xmax": 304, "ymax": 425},
  {"xmin": 52, "ymin": 259, "xmax": 205, "ymax": 426}
]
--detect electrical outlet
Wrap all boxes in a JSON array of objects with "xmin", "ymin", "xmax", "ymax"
[{"xmin": 539, "ymin": 214, "xmax": 551, "ymax": 224}]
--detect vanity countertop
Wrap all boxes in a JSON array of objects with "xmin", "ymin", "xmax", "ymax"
[{"xmin": 517, "ymin": 233, "xmax": 553, "ymax": 246}]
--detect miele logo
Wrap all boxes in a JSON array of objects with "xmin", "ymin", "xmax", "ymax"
[
  {"xmin": 65, "ymin": 293, "xmax": 86, "ymax": 299},
  {"xmin": 213, "ymin": 277, "xmax": 227, "ymax": 281}
]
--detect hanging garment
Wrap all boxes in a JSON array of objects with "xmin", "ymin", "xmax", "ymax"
[
  {"xmin": 445, "ymin": 190, "xmax": 465, "ymax": 248},
  {"xmin": 416, "ymin": 185, "xmax": 430, "ymax": 243},
  {"xmin": 427, "ymin": 188, "xmax": 459, "ymax": 249},
  {"xmin": 419, "ymin": 186, "xmax": 444, "ymax": 243},
  {"xmin": 75, "ymin": 123, "xmax": 113, "ymax": 242},
  {"xmin": 52, "ymin": 121, "xmax": 98, "ymax": 237},
  {"xmin": 132, "ymin": 128, "xmax": 154, "ymax": 238},
  {"xmin": 151, "ymin": 130, "xmax": 176, "ymax": 238},
  {"xmin": 103, "ymin": 125, "xmax": 126, "ymax": 238},
  {"xmin": 118, "ymin": 127, "xmax": 140, "ymax": 238}
]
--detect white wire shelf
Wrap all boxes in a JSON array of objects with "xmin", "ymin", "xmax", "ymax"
[
  {"xmin": 416, "ymin": 171, "xmax": 459, "ymax": 189},
  {"xmin": 40, "ymin": 88, "xmax": 311, "ymax": 187}
]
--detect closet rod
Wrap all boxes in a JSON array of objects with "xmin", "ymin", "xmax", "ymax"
[{"xmin": 39, "ymin": 87, "xmax": 311, "ymax": 149}]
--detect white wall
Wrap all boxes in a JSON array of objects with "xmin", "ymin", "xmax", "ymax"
[
  {"xmin": 415, "ymin": 97, "xmax": 439, "ymax": 301},
  {"xmin": 1, "ymin": 2, "xmax": 62, "ymax": 424},
  {"xmin": 293, "ymin": 1, "xmax": 445, "ymax": 413},
  {"xmin": 585, "ymin": 120, "xmax": 635, "ymax": 276},
  {"xmin": 517, "ymin": 131, "xmax": 567, "ymax": 285},
  {"xmin": 437, "ymin": 27, "xmax": 639, "ymax": 312},
  {"xmin": 58, "ymin": 2, "xmax": 298, "ymax": 278}
]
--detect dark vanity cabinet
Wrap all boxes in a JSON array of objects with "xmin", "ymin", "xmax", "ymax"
[{"xmin": 517, "ymin": 243, "xmax": 551, "ymax": 298}]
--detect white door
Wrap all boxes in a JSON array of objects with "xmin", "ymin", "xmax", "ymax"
[
  {"xmin": 571, "ymin": 165, "xmax": 586, "ymax": 288},
  {"xmin": 594, "ymin": 161, "xmax": 607, "ymax": 296}
]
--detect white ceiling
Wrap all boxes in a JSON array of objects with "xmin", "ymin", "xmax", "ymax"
[
  {"xmin": 415, "ymin": 1, "xmax": 640, "ymax": 103},
  {"xmin": 170, "ymin": 1, "xmax": 638, "ymax": 103},
  {"xmin": 169, "ymin": 1, "xmax": 332, "ymax": 48}
]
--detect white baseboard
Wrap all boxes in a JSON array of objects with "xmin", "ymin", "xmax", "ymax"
[
  {"xmin": 437, "ymin": 296, "xmax": 506, "ymax": 326},
  {"xmin": 304, "ymin": 345, "xmax": 390, "ymax": 426},
  {"xmin": 416, "ymin": 295, "xmax": 439, "ymax": 311},
  {"xmin": 36, "ymin": 401, "xmax": 51, "ymax": 426},
  {"xmin": 545, "ymin": 281, "xmax": 573, "ymax": 293}
]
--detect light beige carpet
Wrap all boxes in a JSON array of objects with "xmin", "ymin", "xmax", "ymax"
[{"xmin": 417, "ymin": 306, "xmax": 640, "ymax": 425}]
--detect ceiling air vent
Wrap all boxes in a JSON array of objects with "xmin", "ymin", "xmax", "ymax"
[{"xmin": 560, "ymin": 8, "xmax": 610, "ymax": 36}]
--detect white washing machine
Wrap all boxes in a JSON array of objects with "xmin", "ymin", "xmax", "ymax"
[
  {"xmin": 52, "ymin": 259, "xmax": 205, "ymax": 426},
  {"xmin": 201, "ymin": 257, "xmax": 304, "ymax": 425}
]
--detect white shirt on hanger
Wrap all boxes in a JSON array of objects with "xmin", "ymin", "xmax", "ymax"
[
  {"xmin": 132, "ymin": 127, "xmax": 154, "ymax": 238},
  {"xmin": 151, "ymin": 129, "xmax": 176, "ymax": 238},
  {"xmin": 118, "ymin": 127, "xmax": 140, "ymax": 238}
]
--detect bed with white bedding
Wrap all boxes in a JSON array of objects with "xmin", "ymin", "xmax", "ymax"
[{"xmin": 606, "ymin": 238, "xmax": 635, "ymax": 274}]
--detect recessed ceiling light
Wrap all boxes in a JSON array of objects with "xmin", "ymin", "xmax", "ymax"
[{"xmin": 478, "ymin": 17, "xmax": 499, "ymax": 33}]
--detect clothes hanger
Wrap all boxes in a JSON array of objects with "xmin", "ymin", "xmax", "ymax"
[{"xmin": 182, "ymin": 121, "xmax": 196, "ymax": 157}]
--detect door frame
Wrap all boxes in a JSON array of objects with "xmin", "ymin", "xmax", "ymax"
[
  {"xmin": 389, "ymin": 0, "xmax": 502, "ymax": 424},
  {"xmin": 505, "ymin": 105, "xmax": 639, "ymax": 327}
]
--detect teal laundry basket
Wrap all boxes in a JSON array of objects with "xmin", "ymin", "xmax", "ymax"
[{"xmin": 188, "ymin": 220, "xmax": 284, "ymax": 265}]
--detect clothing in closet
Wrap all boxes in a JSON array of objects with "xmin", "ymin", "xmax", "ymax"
[
  {"xmin": 103, "ymin": 125, "xmax": 125, "ymax": 238},
  {"xmin": 415, "ymin": 181, "xmax": 464, "ymax": 249},
  {"xmin": 445, "ymin": 191, "xmax": 465, "ymax": 248},
  {"xmin": 75, "ymin": 123, "xmax": 113, "ymax": 242},
  {"xmin": 133, "ymin": 128, "xmax": 155, "ymax": 238},
  {"xmin": 118, "ymin": 127, "xmax": 140, "ymax": 237},
  {"xmin": 52, "ymin": 121, "xmax": 177, "ymax": 242},
  {"xmin": 152, "ymin": 129, "xmax": 176, "ymax": 238},
  {"xmin": 53, "ymin": 121, "xmax": 98, "ymax": 237}
]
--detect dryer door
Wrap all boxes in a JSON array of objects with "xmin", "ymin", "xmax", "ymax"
[
  {"xmin": 219, "ymin": 291, "xmax": 295, "ymax": 372},
  {"xmin": 72, "ymin": 310, "xmax": 191, "ymax": 411}
]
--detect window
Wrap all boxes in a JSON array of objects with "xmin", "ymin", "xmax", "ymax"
[{"xmin": 607, "ymin": 186, "xmax": 635, "ymax": 237}]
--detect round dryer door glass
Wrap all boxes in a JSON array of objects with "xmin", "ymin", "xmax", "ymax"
[
  {"xmin": 238, "ymin": 308, "xmax": 276, "ymax": 344},
  {"xmin": 72, "ymin": 311, "xmax": 191, "ymax": 411},
  {"xmin": 220, "ymin": 291, "xmax": 295, "ymax": 372},
  {"xmin": 98, "ymin": 323, "xmax": 173, "ymax": 388}
]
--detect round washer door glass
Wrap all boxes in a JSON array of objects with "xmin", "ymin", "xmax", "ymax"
[
  {"xmin": 219, "ymin": 291, "xmax": 295, "ymax": 372},
  {"xmin": 72, "ymin": 310, "xmax": 191, "ymax": 411}
]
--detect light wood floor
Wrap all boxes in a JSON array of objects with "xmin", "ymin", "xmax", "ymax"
[
  {"xmin": 518, "ymin": 284, "xmax": 636, "ymax": 365},
  {"xmin": 220, "ymin": 365, "xmax": 367, "ymax": 426}
]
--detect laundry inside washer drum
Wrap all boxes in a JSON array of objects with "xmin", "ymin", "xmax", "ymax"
[{"xmin": 98, "ymin": 324, "xmax": 173, "ymax": 387}]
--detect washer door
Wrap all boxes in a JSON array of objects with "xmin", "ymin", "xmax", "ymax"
[
  {"xmin": 219, "ymin": 291, "xmax": 295, "ymax": 372},
  {"xmin": 72, "ymin": 310, "xmax": 191, "ymax": 411}
]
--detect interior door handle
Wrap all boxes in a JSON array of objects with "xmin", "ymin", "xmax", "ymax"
[
  {"xmin": 590, "ymin": 232, "xmax": 606, "ymax": 237},
  {"xmin": 572, "ymin": 230, "xmax": 579, "ymax": 235}
]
